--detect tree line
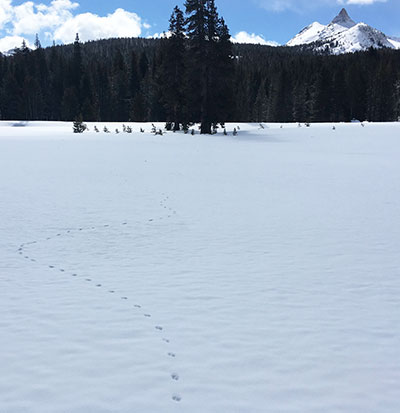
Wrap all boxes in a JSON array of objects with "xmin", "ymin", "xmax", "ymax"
[{"xmin": 0, "ymin": 0, "xmax": 400, "ymax": 131}]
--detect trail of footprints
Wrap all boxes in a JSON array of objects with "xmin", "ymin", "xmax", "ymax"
[{"xmin": 17, "ymin": 195, "xmax": 182, "ymax": 404}]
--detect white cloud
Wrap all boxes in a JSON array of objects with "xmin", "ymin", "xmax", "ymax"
[
  {"xmin": 0, "ymin": 0, "xmax": 147, "ymax": 50},
  {"xmin": 53, "ymin": 8, "xmax": 143, "ymax": 43},
  {"xmin": 0, "ymin": 35, "xmax": 30, "ymax": 52},
  {"xmin": 12, "ymin": 0, "xmax": 78, "ymax": 36},
  {"xmin": 0, "ymin": 0, "xmax": 12, "ymax": 29},
  {"xmin": 232, "ymin": 31, "xmax": 279, "ymax": 46},
  {"xmin": 256, "ymin": 0, "xmax": 387, "ymax": 12}
]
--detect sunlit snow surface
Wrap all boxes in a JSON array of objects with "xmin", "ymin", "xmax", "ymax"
[{"xmin": 1, "ymin": 121, "xmax": 400, "ymax": 412}]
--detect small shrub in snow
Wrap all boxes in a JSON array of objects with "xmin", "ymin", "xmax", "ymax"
[{"xmin": 73, "ymin": 118, "xmax": 87, "ymax": 133}]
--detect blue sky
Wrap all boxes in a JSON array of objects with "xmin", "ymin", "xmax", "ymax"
[
  {"xmin": 81, "ymin": 0, "xmax": 400, "ymax": 42},
  {"xmin": 0, "ymin": 0, "xmax": 399, "ymax": 52}
]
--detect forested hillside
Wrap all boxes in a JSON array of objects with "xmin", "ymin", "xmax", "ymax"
[{"xmin": 1, "ymin": 17, "xmax": 399, "ymax": 124}]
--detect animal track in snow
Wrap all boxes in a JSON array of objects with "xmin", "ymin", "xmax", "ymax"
[{"xmin": 17, "ymin": 194, "xmax": 182, "ymax": 405}]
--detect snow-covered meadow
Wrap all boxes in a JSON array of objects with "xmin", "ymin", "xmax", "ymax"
[{"xmin": 1, "ymin": 121, "xmax": 400, "ymax": 412}]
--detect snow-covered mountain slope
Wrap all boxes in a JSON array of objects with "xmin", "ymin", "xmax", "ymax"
[
  {"xmin": 287, "ymin": 22, "xmax": 326, "ymax": 46},
  {"xmin": 388, "ymin": 36, "xmax": 400, "ymax": 49},
  {"xmin": 287, "ymin": 8, "xmax": 400, "ymax": 54}
]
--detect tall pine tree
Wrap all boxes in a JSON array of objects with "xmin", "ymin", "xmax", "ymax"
[
  {"xmin": 185, "ymin": 0, "xmax": 234, "ymax": 133},
  {"xmin": 162, "ymin": 6, "xmax": 186, "ymax": 131}
]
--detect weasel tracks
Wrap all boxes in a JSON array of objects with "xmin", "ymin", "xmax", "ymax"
[{"xmin": 17, "ymin": 194, "xmax": 182, "ymax": 403}]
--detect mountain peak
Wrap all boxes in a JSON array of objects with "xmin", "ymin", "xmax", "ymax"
[
  {"xmin": 287, "ymin": 6, "xmax": 400, "ymax": 54},
  {"xmin": 331, "ymin": 8, "xmax": 356, "ymax": 28}
]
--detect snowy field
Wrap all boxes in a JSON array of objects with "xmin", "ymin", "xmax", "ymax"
[{"xmin": 1, "ymin": 121, "xmax": 400, "ymax": 413}]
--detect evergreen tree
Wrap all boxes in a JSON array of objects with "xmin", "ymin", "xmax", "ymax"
[
  {"xmin": 213, "ymin": 16, "xmax": 235, "ymax": 123},
  {"xmin": 72, "ymin": 33, "xmax": 83, "ymax": 98},
  {"xmin": 185, "ymin": 0, "xmax": 234, "ymax": 133},
  {"xmin": 62, "ymin": 33, "xmax": 84, "ymax": 120},
  {"xmin": 111, "ymin": 49, "xmax": 129, "ymax": 121},
  {"xmin": 61, "ymin": 87, "xmax": 79, "ymax": 120},
  {"xmin": 310, "ymin": 66, "xmax": 331, "ymax": 122},
  {"xmin": 185, "ymin": 0, "xmax": 207, "ymax": 130},
  {"xmin": 131, "ymin": 87, "xmax": 147, "ymax": 121},
  {"xmin": 2, "ymin": 72, "xmax": 23, "ymax": 119},
  {"xmin": 129, "ymin": 51, "xmax": 140, "ymax": 100},
  {"xmin": 73, "ymin": 116, "xmax": 87, "ymax": 133},
  {"xmin": 162, "ymin": 6, "xmax": 186, "ymax": 131},
  {"xmin": 395, "ymin": 79, "xmax": 400, "ymax": 121},
  {"xmin": 251, "ymin": 78, "xmax": 264, "ymax": 122},
  {"xmin": 20, "ymin": 40, "xmax": 29, "ymax": 54},
  {"xmin": 292, "ymin": 82, "xmax": 306, "ymax": 122},
  {"xmin": 34, "ymin": 34, "xmax": 42, "ymax": 49},
  {"xmin": 139, "ymin": 51, "xmax": 149, "ymax": 79},
  {"xmin": 331, "ymin": 69, "xmax": 347, "ymax": 122},
  {"xmin": 81, "ymin": 73, "xmax": 98, "ymax": 121}
]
